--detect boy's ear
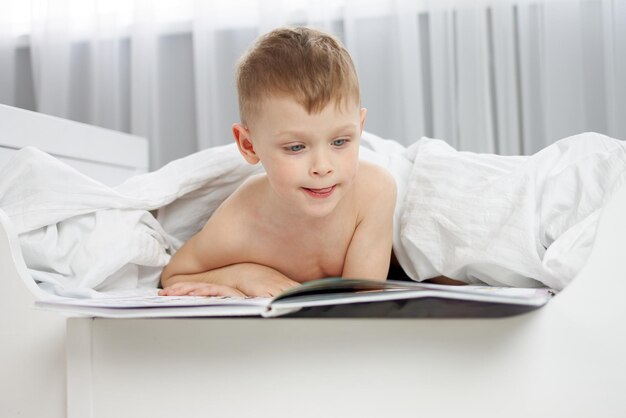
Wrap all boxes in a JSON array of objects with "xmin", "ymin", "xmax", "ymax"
[
  {"xmin": 232, "ymin": 123, "xmax": 260, "ymax": 165},
  {"xmin": 359, "ymin": 108, "xmax": 367, "ymax": 134}
]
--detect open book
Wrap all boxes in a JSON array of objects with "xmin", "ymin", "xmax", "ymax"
[{"xmin": 35, "ymin": 278, "xmax": 555, "ymax": 318}]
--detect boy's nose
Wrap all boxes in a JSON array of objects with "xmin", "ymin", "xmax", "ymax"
[
  {"xmin": 312, "ymin": 166, "xmax": 333, "ymax": 176},
  {"xmin": 310, "ymin": 154, "xmax": 334, "ymax": 177}
]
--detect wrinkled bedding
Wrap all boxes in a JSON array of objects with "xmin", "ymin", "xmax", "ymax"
[{"xmin": 0, "ymin": 131, "xmax": 624, "ymax": 297}]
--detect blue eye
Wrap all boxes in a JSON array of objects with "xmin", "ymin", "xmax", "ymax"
[
  {"xmin": 332, "ymin": 139, "xmax": 347, "ymax": 147},
  {"xmin": 286, "ymin": 144, "xmax": 305, "ymax": 152}
]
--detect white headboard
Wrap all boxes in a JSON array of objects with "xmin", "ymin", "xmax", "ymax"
[{"xmin": 0, "ymin": 104, "xmax": 148, "ymax": 185}]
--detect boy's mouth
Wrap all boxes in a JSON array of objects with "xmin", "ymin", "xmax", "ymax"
[{"xmin": 302, "ymin": 185, "xmax": 336, "ymax": 198}]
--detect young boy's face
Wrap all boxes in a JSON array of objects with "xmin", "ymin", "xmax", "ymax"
[{"xmin": 233, "ymin": 95, "xmax": 366, "ymax": 219}]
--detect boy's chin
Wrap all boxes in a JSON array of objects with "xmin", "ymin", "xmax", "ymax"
[
  {"xmin": 301, "ymin": 205, "xmax": 337, "ymax": 219},
  {"xmin": 294, "ymin": 196, "xmax": 339, "ymax": 219}
]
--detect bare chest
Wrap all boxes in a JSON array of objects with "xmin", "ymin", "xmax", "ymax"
[{"xmin": 245, "ymin": 221, "xmax": 356, "ymax": 283}]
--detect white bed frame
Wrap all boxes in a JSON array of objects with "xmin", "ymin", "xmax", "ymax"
[
  {"xmin": 0, "ymin": 104, "xmax": 148, "ymax": 418},
  {"xmin": 2, "ymin": 104, "xmax": 626, "ymax": 418}
]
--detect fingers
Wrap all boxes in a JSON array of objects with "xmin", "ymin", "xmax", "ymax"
[
  {"xmin": 159, "ymin": 276, "xmax": 302, "ymax": 299},
  {"xmin": 158, "ymin": 282, "xmax": 246, "ymax": 298},
  {"xmin": 158, "ymin": 282, "xmax": 202, "ymax": 296},
  {"xmin": 189, "ymin": 284, "xmax": 246, "ymax": 297}
]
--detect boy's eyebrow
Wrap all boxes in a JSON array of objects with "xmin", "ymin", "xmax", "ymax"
[
  {"xmin": 331, "ymin": 123, "xmax": 360, "ymax": 134},
  {"xmin": 276, "ymin": 123, "xmax": 359, "ymax": 138}
]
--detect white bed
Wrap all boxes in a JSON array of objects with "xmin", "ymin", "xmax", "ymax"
[
  {"xmin": 1, "ymin": 104, "xmax": 626, "ymax": 418},
  {"xmin": 0, "ymin": 104, "xmax": 148, "ymax": 418}
]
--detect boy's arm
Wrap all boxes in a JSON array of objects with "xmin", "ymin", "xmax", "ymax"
[
  {"xmin": 160, "ymin": 211, "xmax": 299, "ymax": 297},
  {"xmin": 341, "ymin": 166, "xmax": 397, "ymax": 280},
  {"xmin": 161, "ymin": 262, "xmax": 299, "ymax": 297}
]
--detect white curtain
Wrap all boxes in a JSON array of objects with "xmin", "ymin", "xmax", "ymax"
[{"xmin": 0, "ymin": 0, "xmax": 624, "ymax": 169}]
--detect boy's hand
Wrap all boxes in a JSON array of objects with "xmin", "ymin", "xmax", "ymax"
[
  {"xmin": 160, "ymin": 263, "xmax": 300, "ymax": 298},
  {"xmin": 228, "ymin": 273, "xmax": 300, "ymax": 297},
  {"xmin": 223, "ymin": 263, "xmax": 300, "ymax": 297},
  {"xmin": 158, "ymin": 282, "xmax": 246, "ymax": 297}
]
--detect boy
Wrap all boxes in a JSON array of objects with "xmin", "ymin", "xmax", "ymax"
[{"xmin": 159, "ymin": 27, "xmax": 397, "ymax": 297}]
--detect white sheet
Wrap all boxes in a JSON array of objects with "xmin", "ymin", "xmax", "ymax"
[{"xmin": 1, "ymin": 132, "xmax": 624, "ymax": 297}]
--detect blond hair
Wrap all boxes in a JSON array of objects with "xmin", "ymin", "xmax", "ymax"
[{"xmin": 235, "ymin": 26, "xmax": 360, "ymax": 125}]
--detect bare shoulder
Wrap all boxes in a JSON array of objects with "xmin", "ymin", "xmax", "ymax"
[
  {"xmin": 354, "ymin": 160, "xmax": 397, "ymax": 201},
  {"xmin": 205, "ymin": 173, "xmax": 266, "ymax": 229},
  {"xmin": 192, "ymin": 174, "xmax": 267, "ymax": 260},
  {"xmin": 222, "ymin": 173, "xmax": 267, "ymax": 209},
  {"xmin": 349, "ymin": 161, "xmax": 397, "ymax": 224}
]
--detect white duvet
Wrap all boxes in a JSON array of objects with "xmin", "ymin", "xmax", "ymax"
[{"xmin": 0, "ymin": 132, "xmax": 624, "ymax": 297}]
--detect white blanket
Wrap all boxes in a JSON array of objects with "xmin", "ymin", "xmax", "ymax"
[
  {"xmin": 1, "ymin": 132, "xmax": 624, "ymax": 297},
  {"xmin": 396, "ymin": 133, "xmax": 626, "ymax": 290},
  {"xmin": 0, "ymin": 143, "xmax": 262, "ymax": 297}
]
